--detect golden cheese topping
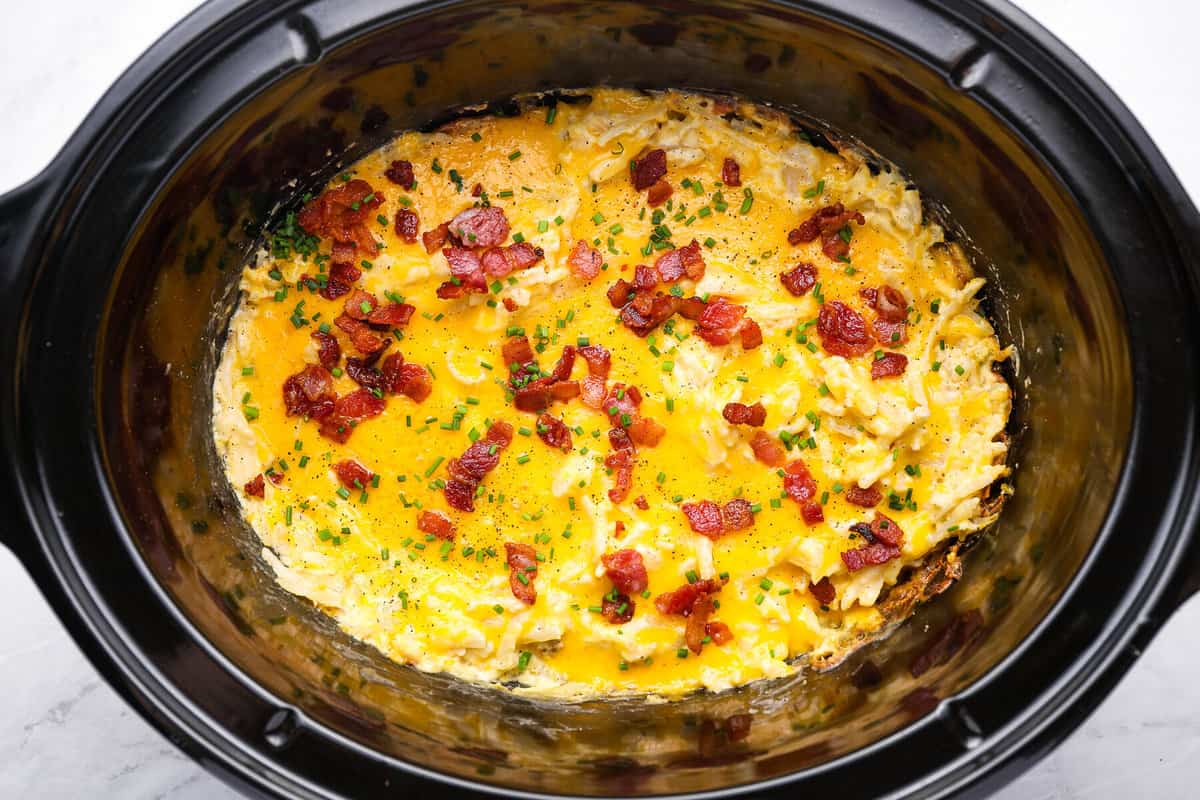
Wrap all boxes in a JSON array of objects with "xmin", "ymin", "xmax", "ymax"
[{"xmin": 213, "ymin": 89, "xmax": 1011, "ymax": 699}]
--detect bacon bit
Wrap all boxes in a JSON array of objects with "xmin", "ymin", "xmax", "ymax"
[
  {"xmin": 873, "ymin": 285, "xmax": 908, "ymax": 322},
  {"xmin": 380, "ymin": 354, "xmax": 432, "ymax": 402},
  {"xmin": 681, "ymin": 500, "xmax": 723, "ymax": 536},
  {"xmin": 366, "ymin": 302, "xmax": 416, "ymax": 328},
  {"xmin": 750, "ymin": 430, "xmax": 786, "ymax": 466},
  {"xmin": 417, "ymin": 510, "xmax": 456, "ymax": 541},
  {"xmin": 536, "ymin": 413, "xmax": 572, "ymax": 452},
  {"xmin": 677, "ymin": 240, "xmax": 707, "ymax": 280},
  {"xmin": 297, "ymin": 179, "xmax": 383, "ymax": 255},
  {"xmin": 317, "ymin": 388, "xmax": 386, "ymax": 443},
  {"xmin": 682, "ymin": 498, "xmax": 755, "ymax": 538},
  {"xmin": 244, "ymin": 474, "xmax": 265, "ymax": 498},
  {"xmin": 334, "ymin": 314, "xmax": 386, "ymax": 354},
  {"xmin": 858, "ymin": 287, "xmax": 878, "ymax": 306},
  {"xmin": 722, "ymin": 401, "xmax": 766, "ymax": 427},
  {"xmin": 783, "ymin": 459, "xmax": 824, "ymax": 526},
  {"xmin": 607, "ymin": 278, "xmax": 635, "ymax": 309},
  {"xmin": 384, "ymin": 159, "xmax": 415, "ymax": 189},
  {"xmin": 311, "ymin": 331, "xmax": 341, "ymax": 370},
  {"xmin": 333, "ymin": 459, "xmax": 373, "ymax": 490},
  {"xmin": 502, "ymin": 335, "xmax": 536, "ymax": 367},
  {"xmin": 677, "ymin": 296, "xmax": 707, "ymax": 320},
  {"xmin": 869, "ymin": 512, "xmax": 904, "ymax": 545},
  {"xmin": 800, "ymin": 500, "xmax": 825, "ymax": 526},
  {"xmin": 581, "ymin": 375, "xmax": 607, "ymax": 409},
  {"xmin": 548, "ymin": 345, "xmax": 576, "ymax": 383},
  {"xmin": 550, "ymin": 381, "xmax": 580, "ymax": 401},
  {"xmin": 449, "ymin": 206, "xmax": 510, "ymax": 248},
  {"xmin": 601, "ymin": 593, "xmax": 635, "ymax": 624},
  {"xmin": 841, "ymin": 542, "xmax": 902, "ymax": 573},
  {"xmin": 471, "ymin": 183, "xmax": 483, "ymax": 197},
  {"xmin": 318, "ymin": 280, "xmax": 350, "ymax": 302},
  {"xmin": 442, "ymin": 480, "xmax": 474, "ymax": 514},
  {"xmin": 422, "ymin": 222, "xmax": 450, "ymax": 254},
  {"xmin": 655, "ymin": 577, "xmax": 724, "ymax": 617},
  {"xmin": 602, "ymin": 549, "xmax": 648, "ymax": 594},
  {"xmin": 344, "ymin": 355, "xmax": 385, "ymax": 391},
  {"xmin": 631, "ymin": 148, "xmax": 667, "ymax": 191},
  {"xmin": 646, "ymin": 179, "xmax": 673, "ymax": 207},
  {"xmin": 628, "ymin": 288, "xmax": 676, "ymax": 327},
  {"xmin": 780, "ymin": 263, "xmax": 818, "ymax": 296},
  {"xmin": 283, "ymin": 364, "xmax": 335, "ymax": 416},
  {"xmin": 614, "ymin": 521, "xmax": 626, "ymax": 538},
  {"xmin": 654, "ymin": 239, "xmax": 706, "ymax": 282},
  {"xmin": 873, "ymin": 317, "xmax": 908, "ymax": 348},
  {"xmin": 705, "ymin": 621, "xmax": 734, "ymax": 645},
  {"xmin": 384, "ymin": 362, "xmax": 432, "ymax": 400},
  {"xmin": 721, "ymin": 157, "xmax": 742, "ymax": 187},
  {"xmin": 439, "ymin": 240, "xmax": 542, "ymax": 298},
  {"xmin": 808, "ymin": 576, "xmax": 836, "ymax": 605},
  {"xmin": 604, "ymin": 383, "xmax": 641, "ymax": 417},
  {"xmin": 505, "ymin": 542, "xmax": 538, "ymax": 604},
  {"xmin": 634, "ymin": 264, "xmax": 658, "ymax": 290},
  {"xmin": 502, "ymin": 297, "xmax": 518, "ymax": 312},
  {"xmin": 266, "ymin": 471, "xmax": 284, "ymax": 485},
  {"xmin": 394, "ymin": 208, "xmax": 420, "ymax": 243},
  {"xmin": 871, "ymin": 352, "xmax": 909, "ymax": 380},
  {"xmin": 840, "ymin": 542, "xmax": 897, "ymax": 573},
  {"xmin": 910, "ymin": 609, "xmax": 984, "ymax": 678},
  {"xmin": 513, "ymin": 380, "xmax": 552, "ymax": 413},
  {"xmin": 684, "ymin": 594, "xmax": 717, "ymax": 654},
  {"xmin": 696, "ymin": 297, "xmax": 746, "ymax": 345},
  {"xmin": 620, "ymin": 290, "xmax": 680, "ymax": 337},
  {"xmin": 817, "ymin": 300, "xmax": 874, "ymax": 358},
  {"xmin": 722, "ymin": 499, "xmax": 755, "ymax": 531},
  {"xmin": 330, "ymin": 241, "xmax": 358, "ymax": 265},
  {"xmin": 609, "ymin": 424, "xmax": 635, "ymax": 454},
  {"xmin": 788, "ymin": 202, "xmax": 866, "ymax": 262},
  {"xmin": 444, "ymin": 421, "xmax": 512, "ymax": 512},
  {"xmin": 567, "ymin": 239, "xmax": 603, "ymax": 280},
  {"xmin": 480, "ymin": 242, "xmax": 544, "ymax": 277},
  {"xmin": 841, "ymin": 512, "xmax": 904, "ymax": 571},
  {"xmin": 627, "ymin": 416, "xmax": 666, "ymax": 447},
  {"xmin": 320, "ymin": 260, "xmax": 362, "ymax": 301},
  {"xmin": 604, "ymin": 448, "xmax": 634, "ymax": 504},
  {"xmin": 343, "ymin": 289, "xmax": 377, "ymax": 320},
  {"xmin": 740, "ymin": 318, "xmax": 763, "ymax": 349},
  {"xmin": 436, "ymin": 246, "xmax": 487, "ymax": 298},
  {"xmin": 844, "ymin": 484, "xmax": 883, "ymax": 508},
  {"xmin": 633, "ymin": 495, "xmax": 649, "ymax": 510}
]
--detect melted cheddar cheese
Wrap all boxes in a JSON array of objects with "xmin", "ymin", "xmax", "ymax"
[{"xmin": 213, "ymin": 89, "xmax": 1011, "ymax": 698}]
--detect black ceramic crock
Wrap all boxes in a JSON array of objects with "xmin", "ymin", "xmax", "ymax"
[{"xmin": 2, "ymin": 0, "xmax": 1199, "ymax": 797}]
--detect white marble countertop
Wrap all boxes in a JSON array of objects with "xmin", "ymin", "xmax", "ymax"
[{"xmin": 2, "ymin": 1, "xmax": 1198, "ymax": 797}]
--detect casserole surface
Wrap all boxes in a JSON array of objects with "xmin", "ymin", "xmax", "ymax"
[{"xmin": 213, "ymin": 89, "xmax": 1011, "ymax": 698}]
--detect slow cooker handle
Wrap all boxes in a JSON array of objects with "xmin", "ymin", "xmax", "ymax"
[{"xmin": 0, "ymin": 171, "xmax": 54, "ymax": 565}]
